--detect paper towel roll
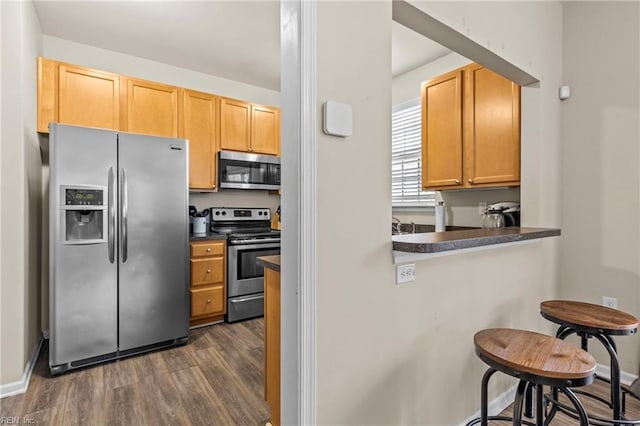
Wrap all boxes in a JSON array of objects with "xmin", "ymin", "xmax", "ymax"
[{"xmin": 435, "ymin": 203, "xmax": 446, "ymax": 232}]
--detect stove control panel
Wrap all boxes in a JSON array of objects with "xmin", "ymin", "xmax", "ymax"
[{"xmin": 210, "ymin": 207, "xmax": 270, "ymax": 221}]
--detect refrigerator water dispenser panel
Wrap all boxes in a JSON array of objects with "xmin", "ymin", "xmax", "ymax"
[{"xmin": 60, "ymin": 185, "xmax": 107, "ymax": 244}]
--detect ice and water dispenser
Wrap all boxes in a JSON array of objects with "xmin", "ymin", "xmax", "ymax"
[{"xmin": 60, "ymin": 186, "xmax": 107, "ymax": 244}]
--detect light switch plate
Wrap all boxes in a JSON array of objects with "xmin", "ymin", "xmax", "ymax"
[{"xmin": 323, "ymin": 101, "xmax": 352, "ymax": 137}]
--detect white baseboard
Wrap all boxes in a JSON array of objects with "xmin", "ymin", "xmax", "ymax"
[
  {"xmin": 596, "ymin": 363, "xmax": 638, "ymax": 386},
  {"xmin": 458, "ymin": 383, "xmax": 518, "ymax": 426},
  {"xmin": 458, "ymin": 364, "xmax": 638, "ymax": 426},
  {"xmin": 0, "ymin": 334, "xmax": 44, "ymax": 398}
]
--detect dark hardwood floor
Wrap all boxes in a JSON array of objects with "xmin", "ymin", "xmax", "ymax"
[
  {"xmin": 493, "ymin": 378, "xmax": 640, "ymax": 425},
  {"xmin": 3, "ymin": 323, "xmax": 640, "ymax": 425},
  {"xmin": 0, "ymin": 318, "xmax": 269, "ymax": 425}
]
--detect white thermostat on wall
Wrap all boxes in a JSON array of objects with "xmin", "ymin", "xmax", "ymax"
[{"xmin": 323, "ymin": 101, "xmax": 353, "ymax": 137}]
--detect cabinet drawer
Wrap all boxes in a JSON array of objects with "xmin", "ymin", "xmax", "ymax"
[
  {"xmin": 190, "ymin": 241, "xmax": 225, "ymax": 257},
  {"xmin": 191, "ymin": 257, "xmax": 224, "ymax": 286},
  {"xmin": 191, "ymin": 285, "xmax": 225, "ymax": 317}
]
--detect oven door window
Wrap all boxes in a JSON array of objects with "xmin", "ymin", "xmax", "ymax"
[{"xmin": 237, "ymin": 247, "xmax": 280, "ymax": 280}]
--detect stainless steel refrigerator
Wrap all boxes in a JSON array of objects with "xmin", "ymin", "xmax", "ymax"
[{"xmin": 49, "ymin": 123, "xmax": 189, "ymax": 375}]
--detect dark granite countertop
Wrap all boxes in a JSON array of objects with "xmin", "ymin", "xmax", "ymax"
[
  {"xmin": 257, "ymin": 255, "xmax": 281, "ymax": 272},
  {"xmin": 189, "ymin": 231, "xmax": 227, "ymax": 242},
  {"xmin": 392, "ymin": 227, "xmax": 561, "ymax": 254}
]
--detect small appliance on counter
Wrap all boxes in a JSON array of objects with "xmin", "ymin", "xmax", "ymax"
[
  {"xmin": 192, "ymin": 209, "xmax": 209, "ymax": 234},
  {"xmin": 189, "ymin": 205, "xmax": 197, "ymax": 233},
  {"xmin": 482, "ymin": 202, "xmax": 520, "ymax": 228}
]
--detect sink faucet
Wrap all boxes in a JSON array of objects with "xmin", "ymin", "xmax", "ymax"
[{"xmin": 392, "ymin": 216, "xmax": 401, "ymax": 233}]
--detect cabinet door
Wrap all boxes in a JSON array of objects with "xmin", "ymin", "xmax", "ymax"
[
  {"xmin": 182, "ymin": 90, "xmax": 218, "ymax": 189},
  {"xmin": 251, "ymin": 105, "xmax": 280, "ymax": 155},
  {"xmin": 464, "ymin": 64, "xmax": 520, "ymax": 186},
  {"xmin": 421, "ymin": 69, "xmax": 463, "ymax": 189},
  {"xmin": 37, "ymin": 57, "xmax": 58, "ymax": 133},
  {"xmin": 122, "ymin": 78, "xmax": 179, "ymax": 137},
  {"xmin": 58, "ymin": 64, "xmax": 120, "ymax": 131},
  {"xmin": 220, "ymin": 98, "xmax": 251, "ymax": 152},
  {"xmin": 191, "ymin": 285, "xmax": 225, "ymax": 317}
]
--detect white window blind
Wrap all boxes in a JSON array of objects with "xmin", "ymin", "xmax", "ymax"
[{"xmin": 392, "ymin": 100, "xmax": 435, "ymax": 207}]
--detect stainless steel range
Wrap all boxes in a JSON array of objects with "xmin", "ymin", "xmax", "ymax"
[{"xmin": 210, "ymin": 207, "xmax": 280, "ymax": 322}]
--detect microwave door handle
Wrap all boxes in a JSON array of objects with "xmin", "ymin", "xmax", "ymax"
[
  {"xmin": 120, "ymin": 167, "xmax": 128, "ymax": 263},
  {"xmin": 108, "ymin": 167, "xmax": 115, "ymax": 263}
]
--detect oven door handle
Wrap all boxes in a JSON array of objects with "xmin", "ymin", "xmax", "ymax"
[{"xmin": 230, "ymin": 294, "xmax": 265, "ymax": 303}]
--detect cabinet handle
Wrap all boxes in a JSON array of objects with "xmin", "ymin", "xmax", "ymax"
[
  {"xmin": 455, "ymin": 179, "xmax": 461, "ymax": 185},
  {"xmin": 206, "ymin": 299, "xmax": 211, "ymax": 304},
  {"xmin": 206, "ymin": 269, "xmax": 211, "ymax": 273},
  {"xmin": 206, "ymin": 247, "xmax": 212, "ymax": 252},
  {"xmin": 468, "ymin": 178, "xmax": 475, "ymax": 184}
]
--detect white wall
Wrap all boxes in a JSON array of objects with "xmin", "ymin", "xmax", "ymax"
[
  {"xmin": 391, "ymin": 52, "xmax": 521, "ymax": 227},
  {"xmin": 38, "ymin": 37, "xmax": 281, "ymax": 330},
  {"xmin": 315, "ymin": 1, "xmax": 563, "ymax": 424},
  {"xmin": 559, "ymin": 1, "xmax": 640, "ymax": 373},
  {"xmin": 0, "ymin": 0, "xmax": 42, "ymax": 386}
]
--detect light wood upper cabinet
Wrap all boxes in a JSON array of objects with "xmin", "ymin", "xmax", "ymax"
[
  {"xmin": 464, "ymin": 64, "xmax": 520, "ymax": 187},
  {"xmin": 251, "ymin": 105, "xmax": 280, "ymax": 156},
  {"xmin": 421, "ymin": 63, "xmax": 520, "ymax": 191},
  {"xmin": 37, "ymin": 57, "xmax": 119, "ymax": 133},
  {"xmin": 421, "ymin": 69, "xmax": 463, "ymax": 189},
  {"xmin": 181, "ymin": 89, "xmax": 218, "ymax": 190},
  {"xmin": 220, "ymin": 98, "xmax": 251, "ymax": 152},
  {"xmin": 220, "ymin": 97, "xmax": 280, "ymax": 155},
  {"xmin": 121, "ymin": 78, "xmax": 179, "ymax": 138}
]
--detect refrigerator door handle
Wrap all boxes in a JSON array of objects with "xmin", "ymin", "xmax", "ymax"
[
  {"xmin": 120, "ymin": 167, "xmax": 128, "ymax": 263},
  {"xmin": 108, "ymin": 166, "xmax": 115, "ymax": 263}
]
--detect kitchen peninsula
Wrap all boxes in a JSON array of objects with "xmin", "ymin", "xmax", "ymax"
[
  {"xmin": 392, "ymin": 227, "xmax": 561, "ymax": 262},
  {"xmin": 256, "ymin": 255, "xmax": 281, "ymax": 426}
]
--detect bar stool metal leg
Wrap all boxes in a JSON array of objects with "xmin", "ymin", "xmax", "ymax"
[
  {"xmin": 480, "ymin": 368, "xmax": 498, "ymax": 426},
  {"xmin": 560, "ymin": 387, "xmax": 590, "ymax": 426},
  {"xmin": 513, "ymin": 380, "xmax": 529, "ymax": 426}
]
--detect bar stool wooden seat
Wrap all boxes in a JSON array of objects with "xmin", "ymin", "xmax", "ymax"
[
  {"xmin": 467, "ymin": 328, "xmax": 596, "ymax": 426},
  {"xmin": 540, "ymin": 300, "xmax": 639, "ymax": 423}
]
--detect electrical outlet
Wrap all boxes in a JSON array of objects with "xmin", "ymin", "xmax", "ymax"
[
  {"xmin": 479, "ymin": 202, "xmax": 487, "ymax": 214},
  {"xmin": 602, "ymin": 296, "xmax": 618, "ymax": 309},
  {"xmin": 396, "ymin": 264, "xmax": 416, "ymax": 284}
]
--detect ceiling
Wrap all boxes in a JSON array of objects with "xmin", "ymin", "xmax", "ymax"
[{"xmin": 33, "ymin": 1, "xmax": 450, "ymax": 91}]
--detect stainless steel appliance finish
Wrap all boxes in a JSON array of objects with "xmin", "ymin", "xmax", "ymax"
[
  {"xmin": 49, "ymin": 124, "xmax": 189, "ymax": 374},
  {"xmin": 210, "ymin": 207, "xmax": 280, "ymax": 322},
  {"xmin": 217, "ymin": 150, "xmax": 281, "ymax": 191}
]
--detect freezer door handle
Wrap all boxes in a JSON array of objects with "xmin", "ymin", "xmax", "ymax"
[
  {"xmin": 108, "ymin": 166, "xmax": 115, "ymax": 263},
  {"xmin": 120, "ymin": 167, "xmax": 128, "ymax": 263}
]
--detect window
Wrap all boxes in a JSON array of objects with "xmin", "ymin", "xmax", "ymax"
[{"xmin": 392, "ymin": 99, "xmax": 435, "ymax": 207}]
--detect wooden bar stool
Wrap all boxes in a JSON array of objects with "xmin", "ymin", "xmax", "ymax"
[
  {"xmin": 467, "ymin": 328, "xmax": 596, "ymax": 426},
  {"xmin": 540, "ymin": 300, "xmax": 638, "ymax": 423}
]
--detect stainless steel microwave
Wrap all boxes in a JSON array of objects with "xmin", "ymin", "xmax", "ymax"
[{"xmin": 218, "ymin": 150, "xmax": 281, "ymax": 190}]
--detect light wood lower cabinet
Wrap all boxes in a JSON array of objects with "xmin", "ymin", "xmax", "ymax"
[
  {"xmin": 264, "ymin": 266, "xmax": 280, "ymax": 426},
  {"xmin": 189, "ymin": 240, "xmax": 226, "ymax": 327}
]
